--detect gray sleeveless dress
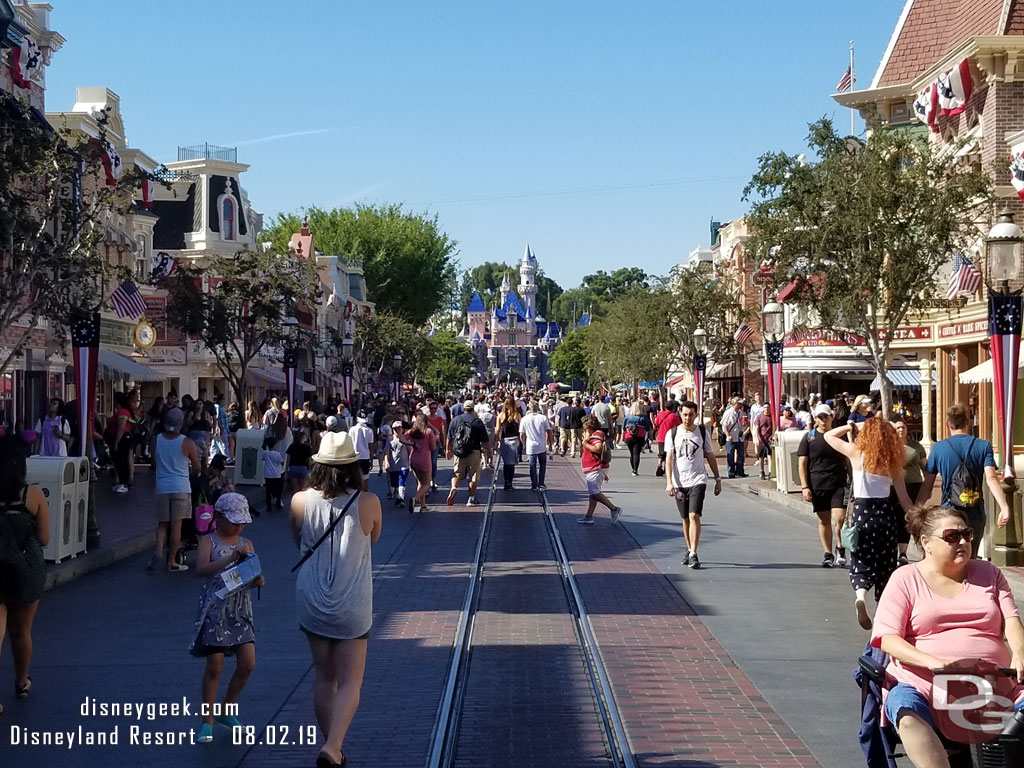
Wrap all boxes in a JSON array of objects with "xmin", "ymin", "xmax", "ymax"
[{"xmin": 295, "ymin": 490, "xmax": 372, "ymax": 639}]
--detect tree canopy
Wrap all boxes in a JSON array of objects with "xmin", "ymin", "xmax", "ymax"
[
  {"xmin": 743, "ymin": 117, "xmax": 991, "ymax": 416},
  {"xmin": 549, "ymin": 267, "xmax": 649, "ymax": 327},
  {"xmin": 262, "ymin": 204, "xmax": 458, "ymax": 326},
  {"xmin": 547, "ymin": 327, "xmax": 591, "ymax": 385}
]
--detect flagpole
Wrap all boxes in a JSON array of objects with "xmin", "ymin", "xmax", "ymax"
[{"xmin": 849, "ymin": 40, "xmax": 856, "ymax": 135}]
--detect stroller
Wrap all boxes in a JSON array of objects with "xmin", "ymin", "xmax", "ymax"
[{"xmin": 856, "ymin": 642, "xmax": 1023, "ymax": 767}]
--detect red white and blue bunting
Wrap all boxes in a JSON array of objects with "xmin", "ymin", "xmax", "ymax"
[
  {"xmin": 989, "ymin": 294, "xmax": 1022, "ymax": 480},
  {"xmin": 914, "ymin": 58, "xmax": 973, "ymax": 132},
  {"xmin": 1010, "ymin": 151, "xmax": 1024, "ymax": 201},
  {"xmin": 765, "ymin": 342, "xmax": 784, "ymax": 433},
  {"xmin": 10, "ymin": 35, "xmax": 42, "ymax": 89},
  {"xmin": 283, "ymin": 350, "xmax": 298, "ymax": 428}
]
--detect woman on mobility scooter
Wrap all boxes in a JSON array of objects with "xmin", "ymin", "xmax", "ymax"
[{"xmin": 870, "ymin": 504, "xmax": 1024, "ymax": 767}]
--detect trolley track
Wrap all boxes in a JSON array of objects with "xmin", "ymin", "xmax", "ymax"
[{"xmin": 426, "ymin": 461, "xmax": 637, "ymax": 768}]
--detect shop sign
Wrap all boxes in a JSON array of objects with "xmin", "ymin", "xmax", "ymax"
[
  {"xmin": 784, "ymin": 329, "xmax": 865, "ymax": 348},
  {"xmin": 141, "ymin": 345, "xmax": 187, "ymax": 366},
  {"xmin": 143, "ymin": 296, "xmax": 167, "ymax": 341},
  {"xmin": 100, "ymin": 320, "xmax": 133, "ymax": 348},
  {"xmin": 879, "ymin": 326, "xmax": 931, "ymax": 342},
  {"xmin": 939, "ymin": 318, "xmax": 988, "ymax": 340}
]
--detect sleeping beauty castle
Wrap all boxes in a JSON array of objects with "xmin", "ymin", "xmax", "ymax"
[{"xmin": 457, "ymin": 245, "xmax": 589, "ymax": 388}]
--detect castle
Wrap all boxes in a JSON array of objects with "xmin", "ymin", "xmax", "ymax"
[{"xmin": 459, "ymin": 245, "xmax": 576, "ymax": 388}]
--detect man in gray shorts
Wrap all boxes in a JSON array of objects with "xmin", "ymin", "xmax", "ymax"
[{"xmin": 663, "ymin": 400, "xmax": 721, "ymax": 570}]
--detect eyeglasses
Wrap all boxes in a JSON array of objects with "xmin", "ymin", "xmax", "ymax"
[{"xmin": 934, "ymin": 528, "xmax": 974, "ymax": 545}]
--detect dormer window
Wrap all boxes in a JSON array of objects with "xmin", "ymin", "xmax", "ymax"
[{"xmin": 222, "ymin": 198, "xmax": 235, "ymax": 240}]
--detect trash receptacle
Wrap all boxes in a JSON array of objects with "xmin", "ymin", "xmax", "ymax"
[
  {"xmin": 774, "ymin": 429, "xmax": 807, "ymax": 494},
  {"xmin": 233, "ymin": 428, "xmax": 265, "ymax": 487}
]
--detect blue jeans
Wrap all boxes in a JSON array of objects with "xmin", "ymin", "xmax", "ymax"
[
  {"xmin": 726, "ymin": 441, "xmax": 744, "ymax": 476},
  {"xmin": 529, "ymin": 452, "xmax": 547, "ymax": 488}
]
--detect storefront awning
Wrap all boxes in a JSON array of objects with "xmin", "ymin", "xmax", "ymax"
[
  {"xmin": 958, "ymin": 343, "xmax": 1024, "ymax": 384},
  {"xmin": 98, "ymin": 350, "xmax": 167, "ymax": 382},
  {"xmin": 245, "ymin": 367, "xmax": 315, "ymax": 391},
  {"xmin": 775, "ymin": 356, "xmax": 876, "ymax": 375},
  {"xmin": 870, "ymin": 368, "xmax": 935, "ymax": 390}
]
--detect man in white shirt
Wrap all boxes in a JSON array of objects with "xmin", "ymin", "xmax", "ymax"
[
  {"xmin": 349, "ymin": 413, "xmax": 376, "ymax": 491},
  {"xmin": 664, "ymin": 400, "xmax": 722, "ymax": 570},
  {"xmin": 519, "ymin": 400, "xmax": 552, "ymax": 490}
]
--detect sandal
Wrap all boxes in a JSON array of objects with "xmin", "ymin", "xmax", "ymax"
[
  {"xmin": 15, "ymin": 677, "xmax": 31, "ymax": 699},
  {"xmin": 167, "ymin": 563, "xmax": 190, "ymax": 572}
]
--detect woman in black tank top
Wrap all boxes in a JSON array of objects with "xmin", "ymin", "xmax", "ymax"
[{"xmin": 495, "ymin": 398, "xmax": 522, "ymax": 490}]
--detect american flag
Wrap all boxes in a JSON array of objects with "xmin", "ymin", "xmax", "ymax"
[
  {"xmin": 836, "ymin": 66, "xmax": 854, "ymax": 93},
  {"xmin": 111, "ymin": 281, "xmax": 148, "ymax": 319},
  {"xmin": 765, "ymin": 342, "xmax": 784, "ymax": 432},
  {"xmin": 946, "ymin": 254, "xmax": 982, "ymax": 299},
  {"xmin": 734, "ymin": 323, "xmax": 755, "ymax": 343}
]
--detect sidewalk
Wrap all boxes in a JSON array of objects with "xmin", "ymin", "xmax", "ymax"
[
  {"xmin": 746, "ymin": 478, "xmax": 1024, "ymax": 602},
  {"xmin": 42, "ymin": 464, "xmax": 265, "ymax": 591}
]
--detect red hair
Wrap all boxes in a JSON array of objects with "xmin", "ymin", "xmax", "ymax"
[{"xmin": 855, "ymin": 418, "xmax": 902, "ymax": 476}]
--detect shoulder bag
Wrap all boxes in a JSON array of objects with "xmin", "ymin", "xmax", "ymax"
[{"xmin": 290, "ymin": 491, "xmax": 360, "ymax": 572}]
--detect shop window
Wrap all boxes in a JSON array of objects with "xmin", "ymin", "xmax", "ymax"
[
  {"xmin": 135, "ymin": 235, "xmax": 148, "ymax": 280},
  {"xmin": 222, "ymin": 198, "xmax": 235, "ymax": 241}
]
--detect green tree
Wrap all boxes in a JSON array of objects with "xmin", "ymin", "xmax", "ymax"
[
  {"xmin": 743, "ymin": 118, "xmax": 991, "ymax": 416},
  {"xmin": 422, "ymin": 331, "xmax": 476, "ymax": 395},
  {"xmin": 548, "ymin": 327, "xmax": 591, "ymax": 385},
  {"xmin": 165, "ymin": 248, "xmax": 320, "ymax": 405},
  {"xmin": 262, "ymin": 204, "xmax": 458, "ymax": 326},
  {"xmin": 343, "ymin": 309, "xmax": 429, "ymax": 392},
  {"xmin": 549, "ymin": 267, "xmax": 649, "ymax": 327},
  {"xmin": 457, "ymin": 261, "xmax": 563, "ymax": 315},
  {"xmin": 0, "ymin": 102, "xmax": 151, "ymax": 375}
]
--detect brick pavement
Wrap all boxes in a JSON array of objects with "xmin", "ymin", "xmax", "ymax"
[
  {"xmin": 544, "ymin": 457, "xmax": 821, "ymax": 768},
  {"xmin": 453, "ymin": 494, "xmax": 610, "ymax": 767}
]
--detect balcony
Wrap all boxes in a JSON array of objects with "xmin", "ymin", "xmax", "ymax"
[{"xmin": 177, "ymin": 143, "xmax": 238, "ymax": 163}]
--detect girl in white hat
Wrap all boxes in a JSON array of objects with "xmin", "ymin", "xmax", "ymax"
[{"xmin": 189, "ymin": 492, "xmax": 264, "ymax": 743}]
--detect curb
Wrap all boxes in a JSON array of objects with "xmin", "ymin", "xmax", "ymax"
[
  {"xmin": 747, "ymin": 481, "xmax": 1024, "ymax": 605},
  {"xmin": 43, "ymin": 532, "xmax": 155, "ymax": 592}
]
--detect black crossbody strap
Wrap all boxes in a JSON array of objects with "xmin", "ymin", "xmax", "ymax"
[{"xmin": 290, "ymin": 490, "xmax": 360, "ymax": 573}]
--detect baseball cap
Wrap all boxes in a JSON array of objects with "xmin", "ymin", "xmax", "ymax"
[
  {"xmin": 325, "ymin": 415, "xmax": 339, "ymax": 430},
  {"xmin": 391, "ymin": 420, "xmax": 404, "ymax": 429},
  {"xmin": 813, "ymin": 404, "xmax": 833, "ymax": 418},
  {"xmin": 164, "ymin": 407, "xmax": 184, "ymax": 433}
]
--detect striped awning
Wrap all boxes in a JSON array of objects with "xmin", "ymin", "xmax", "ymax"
[
  {"xmin": 98, "ymin": 350, "xmax": 167, "ymax": 382},
  {"xmin": 870, "ymin": 367, "xmax": 933, "ymax": 390},
  {"xmin": 245, "ymin": 367, "xmax": 315, "ymax": 391}
]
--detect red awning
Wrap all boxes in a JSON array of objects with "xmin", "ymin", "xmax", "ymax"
[
  {"xmin": 665, "ymin": 374, "xmax": 686, "ymax": 387},
  {"xmin": 777, "ymin": 273, "xmax": 823, "ymax": 303}
]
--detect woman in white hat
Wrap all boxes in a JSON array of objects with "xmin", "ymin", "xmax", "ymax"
[{"xmin": 289, "ymin": 431, "xmax": 382, "ymax": 768}]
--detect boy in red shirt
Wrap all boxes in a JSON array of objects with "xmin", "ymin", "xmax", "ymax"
[
  {"xmin": 578, "ymin": 415, "xmax": 623, "ymax": 525},
  {"xmin": 653, "ymin": 400, "xmax": 682, "ymax": 477}
]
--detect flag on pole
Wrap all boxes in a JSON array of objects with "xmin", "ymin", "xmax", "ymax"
[
  {"xmin": 989, "ymin": 293, "xmax": 1022, "ymax": 479},
  {"xmin": 765, "ymin": 342, "xmax": 784, "ymax": 432},
  {"xmin": 110, "ymin": 281, "xmax": 148, "ymax": 319},
  {"xmin": 693, "ymin": 354, "xmax": 707, "ymax": 423},
  {"xmin": 71, "ymin": 312, "xmax": 100, "ymax": 457},
  {"xmin": 734, "ymin": 324, "xmax": 755, "ymax": 344},
  {"xmin": 283, "ymin": 350, "xmax": 298, "ymax": 428},
  {"xmin": 136, "ymin": 164, "xmax": 154, "ymax": 209},
  {"xmin": 150, "ymin": 251, "xmax": 177, "ymax": 280},
  {"xmin": 836, "ymin": 66, "xmax": 854, "ymax": 93},
  {"xmin": 946, "ymin": 254, "xmax": 982, "ymax": 299},
  {"xmin": 111, "ymin": 281, "xmax": 148, "ymax": 319}
]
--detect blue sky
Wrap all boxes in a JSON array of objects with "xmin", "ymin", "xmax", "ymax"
[{"xmin": 44, "ymin": 1, "xmax": 898, "ymax": 289}]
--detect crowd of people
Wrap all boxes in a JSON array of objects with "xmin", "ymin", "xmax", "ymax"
[{"xmin": 2, "ymin": 379, "xmax": 1023, "ymax": 766}]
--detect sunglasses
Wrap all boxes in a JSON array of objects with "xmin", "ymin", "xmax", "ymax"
[{"xmin": 934, "ymin": 528, "xmax": 974, "ymax": 545}]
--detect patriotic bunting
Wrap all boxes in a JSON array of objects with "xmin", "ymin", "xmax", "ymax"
[
  {"xmin": 136, "ymin": 164, "xmax": 154, "ymax": 209},
  {"xmin": 989, "ymin": 294, "xmax": 1022, "ymax": 480},
  {"xmin": 10, "ymin": 35, "xmax": 42, "ymax": 89},
  {"xmin": 283, "ymin": 350, "xmax": 298, "ymax": 428},
  {"xmin": 71, "ymin": 312, "xmax": 101, "ymax": 458},
  {"xmin": 393, "ymin": 370, "xmax": 403, "ymax": 402},
  {"xmin": 98, "ymin": 139, "xmax": 122, "ymax": 186},
  {"xmin": 765, "ymin": 342, "xmax": 784, "ymax": 433},
  {"xmin": 150, "ymin": 251, "xmax": 177, "ymax": 281},
  {"xmin": 1010, "ymin": 152, "xmax": 1024, "ymax": 201},
  {"xmin": 913, "ymin": 82, "xmax": 939, "ymax": 132},
  {"xmin": 342, "ymin": 361, "xmax": 354, "ymax": 405},
  {"xmin": 937, "ymin": 58, "xmax": 972, "ymax": 117},
  {"xmin": 693, "ymin": 354, "xmax": 707, "ymax": 423}
]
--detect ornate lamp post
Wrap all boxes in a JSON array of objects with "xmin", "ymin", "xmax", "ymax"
[
  {"xmin": 762, "ymin": 301, "xmax": 784, "ymax": 433},
  {"xmin": 985, "ymin": 211, "xmax": 1023, "ymax": 565},
  {"xmin": 393, "ymin": 353, "xmax": 403, "ymax": 403},
  {"xmin": 693, "ymin": 327, "xmax": 708, "ymax": 423}
]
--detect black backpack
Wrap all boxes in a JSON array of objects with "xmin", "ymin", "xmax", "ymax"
[
  {"xmin": 947, "ymin": 437, "xmax": 983, "ymax": 510},
  {"xmin": 450, "ymin": 415, "xmax": 475, "ymax": 458},
  {"xmin": 0, "ymin": 500, "xmax": 31, "ymax": 590}
]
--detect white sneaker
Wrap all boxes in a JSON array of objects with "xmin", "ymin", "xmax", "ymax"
[
  {"xmin": 466, "ymin": 498, "xmax": 481, "ymax": 507},
  {"xmin": 610, "ymin": 506, "xmax": 623, "ymax": 523},
  {"xmin": 113, "ymin": 484, "xmax": 128, "ymax": 493},
  {"xmin": 577, "ymin": 516, "xmax": 595, "ymax": 525}
]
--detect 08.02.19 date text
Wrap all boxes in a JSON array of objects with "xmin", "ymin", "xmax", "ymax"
[{"xmin": 232, "ymin": 725, "xmax": 317, "ymax": 746}]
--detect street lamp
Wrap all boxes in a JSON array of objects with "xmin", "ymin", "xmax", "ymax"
[
  {"xmin": 985, "ymin": 211, "xmax": 1024, "ymax": 565},
  {"xmin": 761, "ymin": 300, "xmax": 784, "ymax": 436},
  {"xmin": 434, "ymin": 365, "xmax": 442, "ymax": 395},
  {"xmin": 693, "ymin": 327, "xmax": 708, "ymax": 423},
  {"xmin": 393, "ymin": 353, "xmax": 403, "ymax": 402}
]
